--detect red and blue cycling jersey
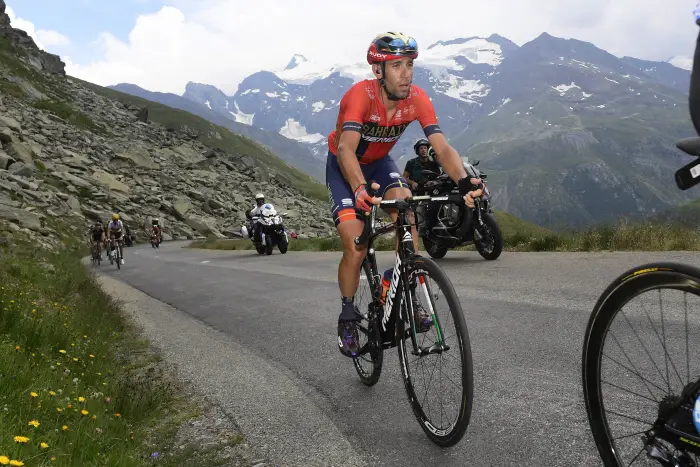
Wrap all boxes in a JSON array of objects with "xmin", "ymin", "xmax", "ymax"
[{"xmin": 327, "ymin": 79, "xmax": 442, "ymax": 163}]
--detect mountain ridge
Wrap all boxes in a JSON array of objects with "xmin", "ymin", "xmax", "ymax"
[{"xmin": 110, "ymin": 31, "xmax": 695, "ymax": 229}]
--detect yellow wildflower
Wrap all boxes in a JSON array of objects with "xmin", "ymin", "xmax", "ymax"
[
  {"xmin": 0, "ymin": 456, "xmax": 9, "ymax": 465},
  {"xmin": 71, "ymin": 343, "xmax": 75, "ymax": 347},
  {"xmin": 56, "ymin": 408, "xmax": 62, "ymax": 413},
  {"xmin": 61, "ymin": 425, "xmax": 68, "ymax": 431},
  {"xmin": 14, "ymin": 346, "xmax": 19, "ymax": 351},
  {"xmin": 40, "ymin": 442, "xmax": 48, "ymax": 449},
  {"xmin": 91, "ymin": 415, "xmax": 96, "ymax": 420},
  {"xmin": 9, "ymin": 461, "xmax": 23, "ymax": 467},
  {"xmin": 73, "ymin": 358, "xmax": 78, "ymax": 362},
  {"xmin": 67, "ymin": 404, "xmax": 72, "ymax": 409},
  {"xmin": 58, "ymin": 350, "xmax": 66, "ymax": 354},
  {"xmin": 13, "ymin": 436, "xmax": 28, "ymax": 443},
  {"xmin": 114, "ymin": 413, "xmax": 121, "ymax": 417},
  {"xmin": 48, "ymin": 391, "xmax": 56, "ymax": 396},
  {"xmin": 80, "ymin": 409, "xmax": 88, "ymax": 416},
  {"xmin": 29, "ymin": 392, "xmax": 37, "ymax": 398},
  {"xmin": 78, "ymin": 397, "xmax": 85, "ymax": 402},
  {"xmin": 27, "ymin": 420, "xmax": 39, "ymax": 428},
  {"xmin": 89, "ymin": 355, "xmax": 95, "ymax": 358}
]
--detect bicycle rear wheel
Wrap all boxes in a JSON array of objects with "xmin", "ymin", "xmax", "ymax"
[
  {"xmin": 353, "ymin": 258, "xmax": 384, "ymax": 386},
  {"xmin": 582, "ymin": 262, "xmax": 700, "ymax": 467},
  {"xmin": 396, "ymin": 255, "xmax": 473, "ymax": 447}
]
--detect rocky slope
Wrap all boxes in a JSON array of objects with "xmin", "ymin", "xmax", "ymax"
[{"xmin": 0, "ymin": 10, "xmax": 334, "ymax": 251}]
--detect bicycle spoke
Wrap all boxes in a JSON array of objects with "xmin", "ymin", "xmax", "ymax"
[
  {"xmin": 602, "ymin": 352, "xmax": 666, "ymax": 395},
  {"xmin": 684, "ymin": 293, "xmax": 690, "ymax": 385},
  {"xmin": 609, "ymin": 328, "xmax": 667, "ymax": 400},
  {"xmin": 626, "ymin": 445, "xmax": 645, "ymax": 467},
  {"xmin": 600, "ymin": 380, "xmax": 658, "ymax": 404},
  {"xmin": 605, "ymin": 409, "xmax": 655, "ymax": 426},
  {"xmin": 639, "ymin": 300, "xmax": 684, "ymax": 389},
  {"xmin": 612, "ymin": 429, "xmax": 650, "ymax": 441},
  {"xmin": 658, "ymin": 290, "xmax": 670, "ymax": 394}
]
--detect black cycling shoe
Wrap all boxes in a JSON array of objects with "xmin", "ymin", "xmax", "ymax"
[{"xmin": 337, "ymin": 320, "xmax": 361, "ymax": 358}]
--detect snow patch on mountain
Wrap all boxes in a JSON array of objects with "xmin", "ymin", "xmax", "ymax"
[
  {"xmin": 422, "ymin": 38, "xmax": 504, "ymax": 69},
  {"xmin": 204, "ymin": 100, "xmax": 211, "ymax": 110},
  {"xmin": 241, "ymin": 89, "xmax": 260, "ymax": 95},
  {"xmin": 488, "ymin": 97, "xmax": 511, "ymax": 116},
  {"xmin": 285, "ymin": 54, "xmax": 309, "ymax": 70},
  {"xmin": 280, "ymin": 118, "xmax": 325, "ymax": 144},
  {"xmin": 273, "ymin": 36, "xmax": 504, "ymax": 87},
  {"xmin": 312, "ymin": 101, "xmax": 325, "ymax": 113},
  {"xmin": 230, "ymin": 101, "xmax": 254, "ymax": 125},
  {"xmin": 552, "ymin": 82, "xmax": 580, "ymax": 96},
  {"xmin": 444, "ymin": 77, "xmax": 489, "ymax": 102}
]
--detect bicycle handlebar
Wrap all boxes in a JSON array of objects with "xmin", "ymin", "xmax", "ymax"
[{"xmin": 353, "ymin": 182, "xmax": 466, "ymax": 245}]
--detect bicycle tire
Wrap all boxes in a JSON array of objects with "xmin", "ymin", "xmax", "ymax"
[
  {"xmin": 582, "ymin": 261, "xmax": 700, "ymax": 467},
  {"xmin": 396, "ymin": 255, "xmax": 474, "ymax": 447},
  {"xmin": 353, "ymin": 259, "xmax": 384, "ymax": 386}
]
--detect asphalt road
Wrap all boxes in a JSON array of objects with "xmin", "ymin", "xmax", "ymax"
[{"xmin": 95, "ymin": 242, "xmax": 700, "ymax": 467}]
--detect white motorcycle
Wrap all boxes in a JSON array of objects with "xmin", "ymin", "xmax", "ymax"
[{"xmin": 241, "ymin": 203, "xmax": 290, "ymax": 255}]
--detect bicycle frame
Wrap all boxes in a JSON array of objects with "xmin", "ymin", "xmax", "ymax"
[{"xmin": 356, "ymin": 193, "xmax": 461, "ymax": 355}]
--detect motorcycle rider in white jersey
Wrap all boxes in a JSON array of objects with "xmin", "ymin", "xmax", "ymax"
[{"xmin": 245, "ymin": 193, "xmax": 267, "ymax": 243}]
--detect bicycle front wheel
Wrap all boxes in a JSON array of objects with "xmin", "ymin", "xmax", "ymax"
[
  {"xmin": 353, "ymin": 258, "xmax": 384, "ymax": 386},
  {"xmin": 396, "ymin": 255, "xmax": 473, "ymax": 447},
  {"xmin": 582, "ymin": 262, "xmax": 700, "ymax": 467}
]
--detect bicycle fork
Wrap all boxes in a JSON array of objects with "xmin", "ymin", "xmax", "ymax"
[{"xmin": 383, "ymin": 224, "xmax": 449, "ymax": 357}]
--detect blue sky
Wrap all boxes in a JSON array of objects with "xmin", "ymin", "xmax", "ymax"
[
  {"xmin": 8, "ymin": 0, "xmax": 166, "ymax": 62},
  {"xmin": 6, "ymin": 0, "xmax": 697, "ymax": 95}
]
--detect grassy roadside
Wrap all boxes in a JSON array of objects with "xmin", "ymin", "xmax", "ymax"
[
  {"xmin": 0, "ymin": 237, "xmax": 253, "ymax": 466},
  {"xmin": 189, "ymin": 217, "xmax": 700, "ymax": 253}
]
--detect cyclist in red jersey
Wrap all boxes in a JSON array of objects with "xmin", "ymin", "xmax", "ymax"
[{"xmin": 328, "ymin": 32, "xmax": 485, "ymax": 358}]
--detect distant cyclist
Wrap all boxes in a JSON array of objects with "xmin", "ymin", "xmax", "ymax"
[
  {"xmin": 88, "ymin": 220, "xmax": 105, "ymax": 259},
  {"xmin": 106, "ymin": 213, "xmax": 125, "ymax": 265}
]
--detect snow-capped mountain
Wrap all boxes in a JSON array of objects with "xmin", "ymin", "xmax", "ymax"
[
  {"xmin": 114, "ymin": 32, "xmax": 696, "ymax": 228},
  {"xmin": 182, "ymin": 34, "xmax": 519, "ymax": 161}
]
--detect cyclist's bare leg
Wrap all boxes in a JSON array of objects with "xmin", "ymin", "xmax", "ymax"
[
  {"xmin": 337, "ymin": 218, "xmax": 368, "ymax": 301},
  {"xmin": 382, "ymin": 186, "xmax": 420, "ymax": 252}
]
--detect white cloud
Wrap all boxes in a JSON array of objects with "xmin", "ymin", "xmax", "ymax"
[
  {"xmin": 55, "ymin": 0, "xmax": 699, "ymax": 95},
  {"xmin": 36, "ymin": 30, "xmax": 70, "ymax": 48},
  {"xmin": 669, "ymin": 55, "xmax": 693, "ymax": 70},
  {"xmin": 6, "ymin": 6, "xmax": 70, "ymax": 52}
]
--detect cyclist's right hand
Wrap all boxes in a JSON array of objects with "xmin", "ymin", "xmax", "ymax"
[{"xmin": 353, "ymin": 182, "xmax": 381, "ymax": 213}]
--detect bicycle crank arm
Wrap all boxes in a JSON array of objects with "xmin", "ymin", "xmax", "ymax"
[{"xmin": 412, "ymin": 343, "xmax": 451, "ymax": 357}]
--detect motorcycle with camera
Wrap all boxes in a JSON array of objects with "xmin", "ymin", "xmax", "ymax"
[
  {"xmin": 414, "ymin": 157, "xmax": 503, "ymax": 260},
  {"xmin": 241, "ymin": 203, "xmax": 290, "ymax": 255}
]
